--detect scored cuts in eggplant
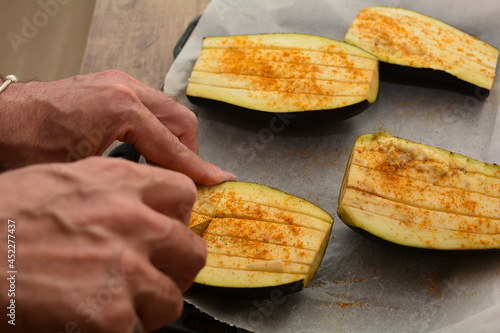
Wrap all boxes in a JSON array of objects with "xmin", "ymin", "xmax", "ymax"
[
  {"xmin": 189, "ymin": 181, "xmax": 334, "ymax": 296},
  {"xmin": 186, "ymin": 33, "xmax": 379, "ymax": 122},
  {"xmin": 344, "ymin": 6, "xmax": 499, "ymax": 96},
  {"xmin": 338, "ymin": 133, "xmax": 500, "ymax": 250}
]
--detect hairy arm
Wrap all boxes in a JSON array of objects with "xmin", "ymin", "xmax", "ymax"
[{"xmin": 0, "ymin": 70, "xmax": 236, "ymax": 185}]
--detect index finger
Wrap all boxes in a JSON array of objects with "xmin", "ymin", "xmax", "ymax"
[
  {"xmin": 115, "ymin": 73, "xmax": 200, "ymax": 153},
  {"xmin": 117, "ymin": 102, "xmax": 236, "ymax": 185},
  {"xmin": 148, "ymin": 212, "xmax": 207, "ymax": 292}
]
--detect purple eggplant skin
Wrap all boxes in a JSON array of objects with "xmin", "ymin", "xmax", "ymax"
[
  {"xmin": 188, "ymin": 280, "xmax": 305, "ymax": 300},
  {"xmin": 379, "ymin": 62, "xmax": 490, "ymax": 100},
  {"xmin": 187, "ymin": 95, "xmax": 372, "ymax": 126}
]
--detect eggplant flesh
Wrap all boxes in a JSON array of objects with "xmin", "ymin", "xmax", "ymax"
[
  {"xmin": 189, "ymin": 181, "xmax": 333, "ymax": 296},
  {"xmin": 187, "ymin": 33, "xmax": 379, "ymax": 122},
  {"xmin": 344, "ymin": 6, "xmax": 499, "ymax": 94},
  {"xmin": 338, "ymin": 133, "xmax": 500, "ymax": 250}
]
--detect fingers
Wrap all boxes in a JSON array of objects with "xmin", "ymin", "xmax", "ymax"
[
  {"xmin": 117, "ymin": 106, "xmax": 236, "ymax": 185},
  {"xmin": 147, "ymin": 212, "xmax": 207, "ymax": 292},
  {"xmin": 70, "ymin": 157, "xmax": 207, "ymax": 287},
  {"xmin": 90, "ymin": 70, "xmax": 237, "ymax": 185},
  {"xmin": 117, "ymin": 216, "xmax": 206, "ymax": 332},
  {"xmin": 100, "ymin": 247, "xmax": 185, "ymax": 333},
  {"xmin": 69, "ymin": 157, "xmax": 197, "ymax": 223},
  {"xmin": 130, "ymin": 258, "xmax": 185, "ymax": 332},
  {"xmin": 135, "ymin": 274, "xmax": 184, "ymax": 333},
  {"xmin": 6, "ymin": 157, "xmax": 206, "ymax": 332},
  {"xmin": 69, "ymin": 158, "xmax": 207, "ymax": 330},
  {"xmin": 116, "ymin": 198, "xmax": 206, "ymax": 291},
  {"xmin": 136, "ymin": 162, "xmax": 198, "ymax": 224},
  {"xmin": 93, "ymin": 70, "xmax": 200, "ymax": 153},
  {"xmin": 133, "ymin": 84, "xmax": 201, "ymax": 154}
]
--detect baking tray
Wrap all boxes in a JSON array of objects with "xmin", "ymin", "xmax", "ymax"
[{"xmin": 162, "ymin": 1, "xmax": 500, "ymax": 332}]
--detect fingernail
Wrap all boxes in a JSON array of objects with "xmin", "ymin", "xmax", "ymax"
[{"xmin": 223, "ymin": 170, "xmax": 237, "ymax": 181}]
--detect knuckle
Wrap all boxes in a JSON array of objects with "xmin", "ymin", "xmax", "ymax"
[
  {"xmin": 161, "ymin": 137, "xmax": 193, "ymax": 165},
  {"xmin": 101, "ymin": 69, "xmax": 131, "ymax": 81},
  {"xmin": 116, "ymin": 247, "xmax": 149, "ymax": 280},
  {"xmin": 161, "ymin": 169, "xmax": 198, "ymax": 208},
  {"xmin": 106, "ymin": 157, "xmax": 147, "ymax": 178},
  {"xmin": 182, "ymin": 109, "xmax": 199, "ymax": 130},
  {"xmin": 161, "ymin": 94, "xmax": 199, "ymax": 130},
  {"xmin": 105, "ymin": 83, "xmax": 140, "ymax": 105},
  {"xmin": 178, "ymin": 173, "xmax": 197, "ymax": 203},
  {"xmin": 74, "ymin": 157, "xmax": 148, "ymax": 182},
  {"xmin": 92, "ymin": 79, "xmax": 140, "ymax": 113}
]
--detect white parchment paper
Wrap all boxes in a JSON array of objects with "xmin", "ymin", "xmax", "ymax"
[{"xmin": 164, "ymin": 0, "xmax": 500, "ymax": 331}]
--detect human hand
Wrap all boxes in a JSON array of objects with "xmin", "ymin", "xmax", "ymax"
[
  {"xmin": 0, "ymin": 70, "xmax": 235, "ymax": 185},
  {"xmin": 0, "ymin": 157, "xmax": 206, "ymax": 333}
]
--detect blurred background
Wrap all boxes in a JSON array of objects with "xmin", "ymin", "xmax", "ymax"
[{"xmin": 0, "ymin": 0, "xmax": 96, "ymax": 81}]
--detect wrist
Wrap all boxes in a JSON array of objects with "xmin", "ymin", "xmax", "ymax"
[
  {"xmin": 0, "ymin": 80, "xmax": 39, "ymax": 171},
  {"xmin": 0, "ymin": 75, "xmax": 19, "ymax": 95},
  {"xmin": 0, "ymin": 79, "xmax": 23, "ymax": 111}
]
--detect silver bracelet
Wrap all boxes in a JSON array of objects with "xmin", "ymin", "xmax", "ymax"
[{"xmin": 0, "ymin": 75, "xmax": 19, "ymax": 94}]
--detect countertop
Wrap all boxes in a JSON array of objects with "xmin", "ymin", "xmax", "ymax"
[
  {"xmin": 79, "ymin": 0, "xmax": 211, "ymax": 155},
  {"xmin": 81, "ymin": 0, "xmax": 210, "ymax": 89}
]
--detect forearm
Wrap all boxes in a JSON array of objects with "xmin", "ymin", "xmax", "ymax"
[
  {"xmin": 0, "ymin": 80, "xmax": 59, "ymax": 171},
  {"xmin": 0, "ymin": 80, "xmax": 25, "ymax": 170}
]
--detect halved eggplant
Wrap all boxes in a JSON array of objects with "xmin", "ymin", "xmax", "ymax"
[
  {"xmin": 338, "ymin": 133, "xmax": 500, "ymax": 250},
  {"xmin": 344, "ymin": 6, "xmax": 499, "ymax": 97},
  {"xmin": 189, "ymin": 181, "xmax": 334, "ymax": 297},
  {"xmin": 186, "ymin": 33, "xmax": 379, "ymax": 124}
]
